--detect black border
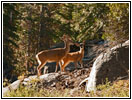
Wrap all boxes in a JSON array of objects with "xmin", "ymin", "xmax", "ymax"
[
  {"xmin": 1, "ymin": 1, "xmax": 131, "ymax": 99},
  {"xmin": 0, "ymin": 1, "xmax": 132, "ymax": 2}
]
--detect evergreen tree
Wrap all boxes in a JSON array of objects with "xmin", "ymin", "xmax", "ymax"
[
  {"xmin": 3, "ymin": 3, "xmax": 19, "ymax": 80},
  {"xmin": 103, "ymin": 3, "xmax": 129, "ymax": 43}
]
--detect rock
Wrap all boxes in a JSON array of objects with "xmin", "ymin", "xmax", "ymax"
[
  {"xmin": 80, "ymin": 40, "xmax": 129, "ymax": 92},
  {"xmin": 39, "ymin": 73, "xmax": 59, "ymax": 81},
  {"xmin": 3, "ymin": 87, "xmax": 10, "ymax": 96},
  {"xmin": 22, "ymin": 73, "xmax": 60, "ymax": 88},
  {"xmin": 3, "ymin": 73, "xmax": 61, "ymax": 96},
  {"xmin": 24, "ymin": 78, "xmax": 30, "ymax": 82},
  {"xmin": 28, "ymin": 75, "xmax": 38, "ymax": 80},
  {"xmin": 9, "ymin": 80, "xmax": 21, "ymax": 90},
  {"xmin": 3, "ymin": 80, "xmax": 21, "ymax": 96}
]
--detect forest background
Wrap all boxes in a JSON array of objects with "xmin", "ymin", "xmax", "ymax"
[{"xmin": 3, "ymin": 3, "xmax": 129, "ymax": 84}]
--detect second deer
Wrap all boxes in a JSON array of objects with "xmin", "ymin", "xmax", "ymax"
[
  {"xmin": 61, "ymin": 41, "xmax": 85, "ymax": 72},
  {"xmin": 36, "ymin": 34, "xmax": 74, "ymax": 76}
]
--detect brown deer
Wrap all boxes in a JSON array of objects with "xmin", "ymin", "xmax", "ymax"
[
  {"xmin": 61, "ymin": 41, "xmax": 85, "ymax": 72},
  {"xmin": 36, "ymin": 34, "xmax": 74, "ymax": 76}
]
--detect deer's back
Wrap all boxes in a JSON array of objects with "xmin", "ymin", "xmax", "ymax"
[
  {"xmin": 63, "ymin": 51, "xmax": 83, "ymax": 62},
  {"xmin": 37, "ymin": 48, "xmax": 66, "ymax": 62}
]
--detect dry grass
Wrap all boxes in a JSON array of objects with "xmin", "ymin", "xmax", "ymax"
[{"xmin": 4, "ymin": 79, "xmax": 129, "ymax": 97}]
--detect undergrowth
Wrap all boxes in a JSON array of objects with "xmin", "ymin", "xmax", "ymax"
[{"xmin": 4, "ymin": 79, "xmax": 129, "ymax": 97}]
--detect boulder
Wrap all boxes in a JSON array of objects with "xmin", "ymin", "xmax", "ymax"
[
  {"xmin": 3, "ymin": 73, "xmax": 60, "ymax": 96},
  {"xmin": 3, "ymin": 80, "xmax": 21, "ymax": 96},
  {"xmin": 22, "ymin": 73, "xmax": 60, "ymax": 86},
  {"xmin": 80, "ymin": 40, "xmax": 129, "ymax": 92}
]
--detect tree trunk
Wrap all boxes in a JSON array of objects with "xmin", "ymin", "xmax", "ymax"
[{"xmin": 39, "ymin": 4, "xmax": 50, "ymax": 51}]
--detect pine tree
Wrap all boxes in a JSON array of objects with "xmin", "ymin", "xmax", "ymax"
[{"xmin": 3, "ymin": 3, "xmax": 19, "ymax": 80}]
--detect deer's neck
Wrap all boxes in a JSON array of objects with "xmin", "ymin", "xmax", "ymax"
[
  {"xmin": 64, "ymin": 41, "xmax": 70, "ymax": 54},
  {"xmin": 79, "ymin": 47, "xmax": 84, "ymax": 54}
]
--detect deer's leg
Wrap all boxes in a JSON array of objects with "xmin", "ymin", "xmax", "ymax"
[
  {"xmin": 59, "ymin": 60, "xmax": 63, "ymax": 72},
  {"xmin": 43, "ymin": 66, "xmax": 48, "ymax": 75},
  {"xmin": 55, "ymin": 61, "xmax": 59, "ymax": 73},
  {"xmin": 61, "ymin": 61, "xmax": 69, "ymax": 72},
  {"xmin": 80, "ymin": 60, "xmax": 83, "ymax": 68},
  {"xmin": 37, "ymin": 62, "xmax": 46, "ymax": 76}
]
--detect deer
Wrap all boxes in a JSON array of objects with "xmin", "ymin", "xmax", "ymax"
[
  {"xmin": 61, "ymin": 41, "xmax": 85, "ymax": 72},
  {"xmin": 36, "ymin": 34, "xmax": 74, "ymax": 76}
]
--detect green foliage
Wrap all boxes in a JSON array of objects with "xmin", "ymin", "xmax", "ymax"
[
  {"xmin": 103, "ymin": 3, "xmax": 129, "ymax": 42},
  {"xmin": 3, "ymin": 3, "xmax": 19, "ymax": 79},
  {"xmin": 54, "ymin": 3, "xmax": 109, "ymax": 42}
]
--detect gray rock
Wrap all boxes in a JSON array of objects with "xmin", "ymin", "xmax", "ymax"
[
  {"xmin": 3, "ymin": 87, "xmax": 10, "ymax": 96},
  {"xmin": 3, "ymin": 80, "xmax": 21, "ymax": 96},
  {"xmin": 80, "ymin": 40, "xmax": 129, "ymax": 92},
  {"xmin": 22, "ymin": 73, "xmax": 60, "ymax": 88}
]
